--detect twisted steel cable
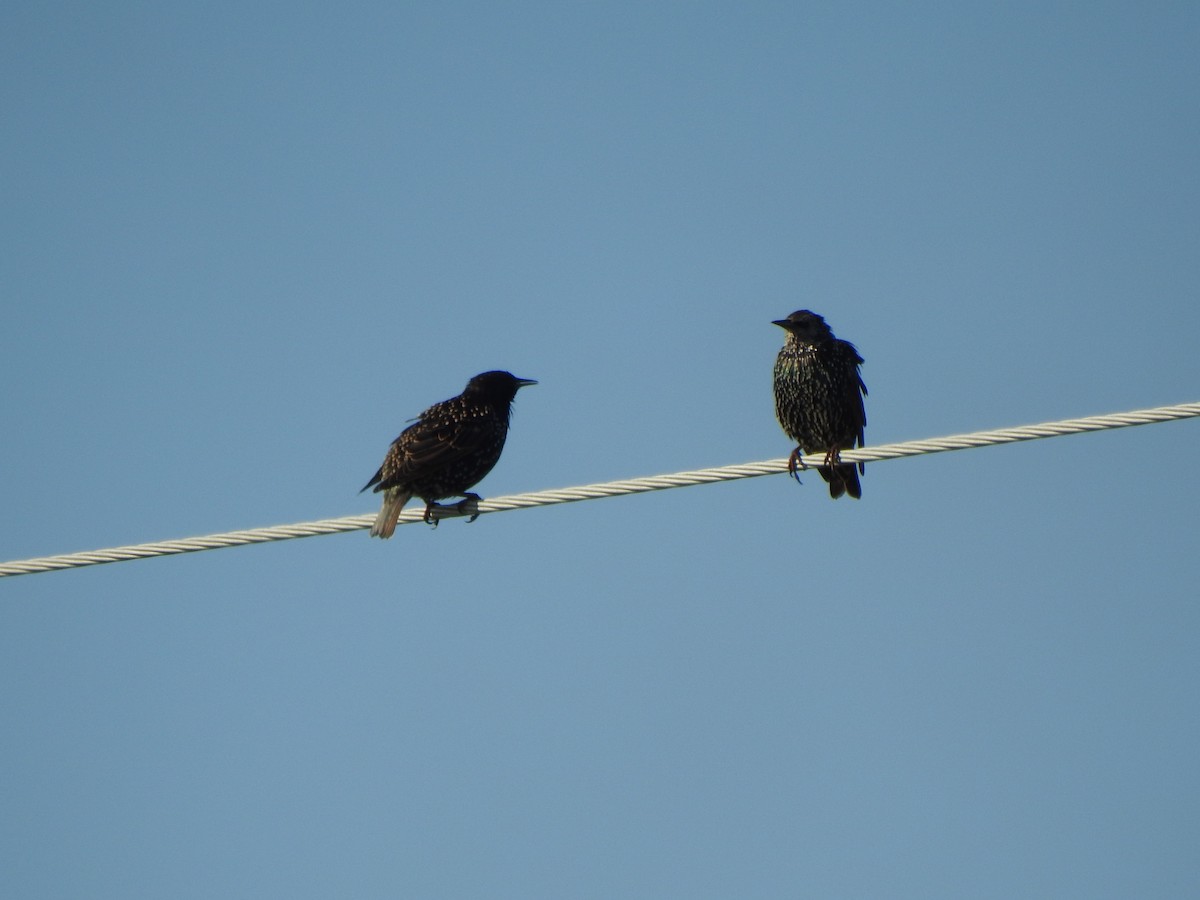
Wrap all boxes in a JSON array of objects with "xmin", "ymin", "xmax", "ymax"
[{"xmin": 2, "ymin": 401, "xmax": 1197, "ymax": 578}]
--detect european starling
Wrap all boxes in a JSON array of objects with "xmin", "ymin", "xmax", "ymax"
[
  {"xmin": 361, "ymin": 370, "xmax": 537, "ymax": 538},
  {"xmin": 772, "ymin": 310, "xmax": 868, "ymax": 499}
]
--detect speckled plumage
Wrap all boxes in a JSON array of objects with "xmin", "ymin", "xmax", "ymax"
[
  {"xmin": 772, "ymin": 310, "xmax": 867, "ymax": 499},
  {"xmin": 361, "ymin": 370, "xmax": 536, "ymax": 537}
]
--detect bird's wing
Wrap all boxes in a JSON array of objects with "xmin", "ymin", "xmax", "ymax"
[
  {"xmin": 360, "ymin": 465, "xmax": 384, "ymax": 493},
  {"xmin": 839, "ymin": 340, "xmax": 868, "ymax": 455},
  {"xmin": 375, "ymin": 400, "xmax": 496, "ymax": 490}
]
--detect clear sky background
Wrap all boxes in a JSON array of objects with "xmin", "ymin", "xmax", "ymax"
[{"xmin": 3, "ymin": 2, "xmax": 1199, "ymax": 897}]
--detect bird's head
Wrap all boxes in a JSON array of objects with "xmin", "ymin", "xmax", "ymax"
[
  {"xmin": 772, "ymin": 309, "xmax": 834, "ymax": 342},
  {"xmin": 464, "ymin": 370, "xmax": 538, "ymax": 404}
]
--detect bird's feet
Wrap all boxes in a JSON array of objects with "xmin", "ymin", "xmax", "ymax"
[
  {"xmin": 456, "ymin": 493, "xmax": 482, "ymax": 523},
  {"xmin": 787, "ymin": 447, "xmax": 808, "ymax": 483},
  {"xmin": 422, "ymin": 493, "xmax": 483, "ymax": 526}
]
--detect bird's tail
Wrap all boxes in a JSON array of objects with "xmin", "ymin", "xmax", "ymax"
[
  {"xmin": 370, "ymin": 487, "xmax": 413, "ymax": 539},
  {"xmin": 819, "ymin": 463, "xmax": 862, "ymax": 500}
]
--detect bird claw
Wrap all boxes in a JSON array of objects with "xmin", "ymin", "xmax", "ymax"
[
  {"xmin": 457, "ymin": 493, "xmax": 482, "ymax": 523},
  {"xmin": 787, "ymin": 447, "xmax": 808, "ymax": 484},
  {"xmin": 422, "ymin": 502, "xmax": 440, "ymax": 528},
  {"xmin": 422, "ymin": 493, "xmax": 483, "ymax": 526}
]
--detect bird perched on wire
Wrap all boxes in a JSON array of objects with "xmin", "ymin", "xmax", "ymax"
[
  {"xmin": 361, "ymin": 370, "xmax": 537, "ymax": 538},
  {"xmin": 772, "ymin": 310, "xmax": 868, "ymax": 499}
]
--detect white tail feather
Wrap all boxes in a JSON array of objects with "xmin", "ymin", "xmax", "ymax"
[{"xmin": 370, "ymin": 488, "xmax": 413, "ymax": 539}]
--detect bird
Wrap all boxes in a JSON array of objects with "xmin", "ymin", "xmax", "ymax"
[
  {"xmin": 361, "ymin": 370, "xmax": 537, "ymax": 538},
  {"xmin": 772, "ymin": 310, "xmax": 868, "ymax": 499}
]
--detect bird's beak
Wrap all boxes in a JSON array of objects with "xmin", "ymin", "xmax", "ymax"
[
  {"xmin": 771, "ymin": 319, "xmax": 790, "ymax": 329},
  {"xmin": 516, "ymin": 378, "xmax": 538, "ymax": 388}
]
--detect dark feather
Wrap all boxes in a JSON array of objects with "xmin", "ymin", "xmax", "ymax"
[
  {"xmin": 362, "ymin": 370, "xmax": 536, "ymax": 537},
  {"xmin": 772, "ymin": 310, "xmax": 868, "ymax": 500}
]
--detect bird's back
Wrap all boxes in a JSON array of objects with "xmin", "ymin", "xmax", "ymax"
[{"xmin": 373, "ymin": 394, "xmax": 512, "ymax": 501}]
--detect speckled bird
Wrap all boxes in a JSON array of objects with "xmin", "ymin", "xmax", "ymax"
[
  {"xmin": 361, "ymin": 370, "xmax": 537, "ymax": 538},
  {"xmin": 772, "ymin": 310, "xmax": 868, "ymax": 499}
]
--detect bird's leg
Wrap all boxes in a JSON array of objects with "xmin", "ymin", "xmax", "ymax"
[
  {"xmin": 822, "ymin": 447, "xmax": 849, "ymax": 495},
  {"xmin": 820, "ymin": 448, "xmax": 840, "ymax": 494},
  {"xmin": 455, "ymin": 493, "xmax": 482, "ymax": 523},
  {"xmin": 422, "ymin": 494, "xmax": 483, "ymax": 525},
  {"xmin": 788, "ymin": 447, "xmax": 808, "ymax": 483}
]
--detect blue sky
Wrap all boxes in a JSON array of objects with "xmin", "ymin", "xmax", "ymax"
[{"xmin": 3, "ymin": 2, "xmax": 1199, "ymax": 897}]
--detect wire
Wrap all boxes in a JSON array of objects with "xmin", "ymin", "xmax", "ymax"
[{"xmin": 2, "ymin": 401, "xmax": 1197, "ymax": 579}]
